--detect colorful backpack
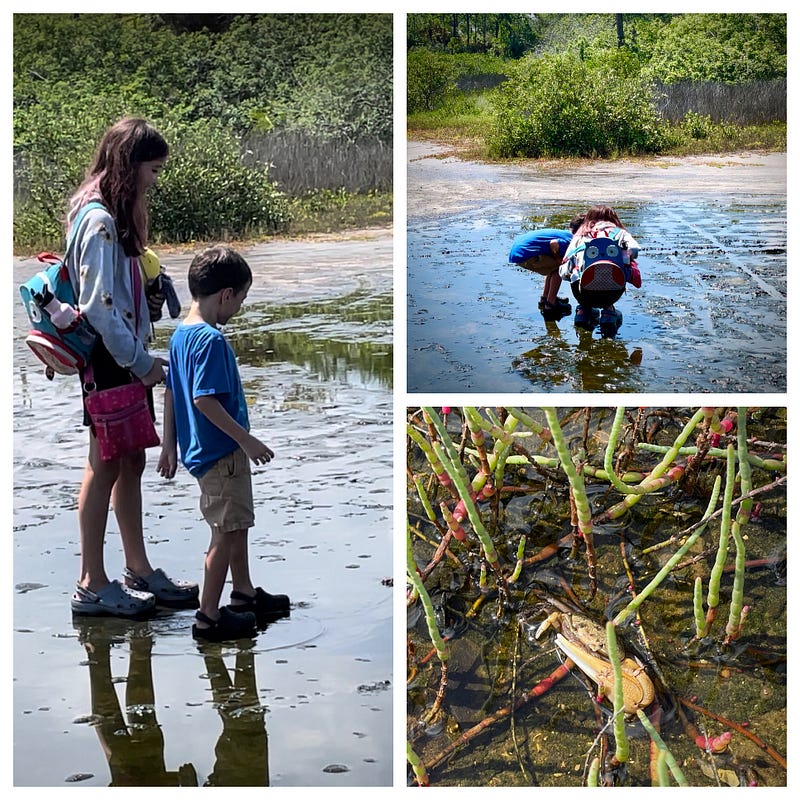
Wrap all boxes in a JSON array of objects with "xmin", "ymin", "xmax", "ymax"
[
  {"xmin": 18, "ymin": 201, "xmax": 104, "ymax": 378},
  {"xmin": 577, "ymin": 233, "xmax": 628, "ymax": 294}
]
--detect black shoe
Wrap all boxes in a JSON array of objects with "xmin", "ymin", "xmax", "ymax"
[
  {"xmin": 574, "ymin": 305, "xmax": 600, "ymax": 330},
  {"xmin": 228, "ymin": 587, "xmax": 290, "ymax": 628},
  {"xmin": 539, "ymin": 298, "xmax": 572, "ymax": 321},
  {"xmin": 538, "ymin": 295, "xmax": 570, "ymax": 310},
  {"xmin": 599, "ymin": 307, "xmax": 623, "ymax": 338},
  {"xmin": 192, "ymin": 607, "xmax": 257, "ymax": 642}
]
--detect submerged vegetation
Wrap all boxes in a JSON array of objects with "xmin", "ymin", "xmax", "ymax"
[
  {"xmin": 13, "ymin": 13, "xmax": 392, "ymax": 251},
  {"xmin": 407, "ymin": 13, "xmax": 786, "ymax": 159},
  {"xmin": 407, "ymin": 407, "xmax": 786, "ymax": 787}
]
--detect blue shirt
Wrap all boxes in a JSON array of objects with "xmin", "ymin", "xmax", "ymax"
[
  {"xmin": 509, "ymin": 228, "xmax": 573, "ymax": 264},
  {"xmin": 167, "ymin": 322, "xmax": 249, "ymax": 477}
]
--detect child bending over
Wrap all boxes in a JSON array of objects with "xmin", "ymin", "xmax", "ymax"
[
  {"xmin": 560, "ymin": 205, "xmax": 641, "ymax": 335},
  {"xmin": 508, "ymin": 226, "xmax": 575, "ymax": 320}
]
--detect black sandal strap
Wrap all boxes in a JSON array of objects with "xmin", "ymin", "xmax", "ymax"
[{"xmin": 195, "ymin": 610, "xmax": 217, "ymax": 627}]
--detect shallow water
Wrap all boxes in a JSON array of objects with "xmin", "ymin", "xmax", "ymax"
[
  {"xmin": 13, "ymin": 230, "xmax": 393, "ymax": 787},
  {"xmin": 407, "ymin": 407, "xmax": 787, "ymax": 787},
  {"xmin": 407, "ymin": 144, "xmax": 786, "ymax": 393}
]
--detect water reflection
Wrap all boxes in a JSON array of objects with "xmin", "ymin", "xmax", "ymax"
[
  {"xmin": 513, "ymin": 324, "xmax": 644, "ymax": 392},
  {"xmin": 74, "ymin": 618, "xmax": 269, "ymax": 786},
  {"xmin": 200, "ymin": 643, "xmax": 269, "ymax": 786},
  {"xmin": 228, "ymin": 292, "xmax": 392, "ymax": 389}
]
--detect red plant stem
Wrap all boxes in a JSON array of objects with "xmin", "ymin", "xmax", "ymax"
[
  {"xmin": 678, "ymin": 697, "xmax": 787, "ymax": 770},
  {"xmin": 423, "ymin": 661, "xmax": 573, "ymax": 774},
  {"xmin": 419, "ymin": 530, "xmax": 457, "ymax": 581}
]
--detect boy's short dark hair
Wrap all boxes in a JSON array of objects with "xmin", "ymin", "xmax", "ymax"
[{"xmin": 188, "ymin": 245, "xmax": 252, "ymax": 299}]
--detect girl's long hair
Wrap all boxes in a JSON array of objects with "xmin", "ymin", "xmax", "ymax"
[
  {"xmin": 68, "ymin": 117, "xmax": 168, "ymax": 256},
  {"xmin": 576, "ymin": 204, "xmax": 624, "ymax": 237}
]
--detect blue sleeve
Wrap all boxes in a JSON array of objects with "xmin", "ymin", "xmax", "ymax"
[{"xmin": 191, "ymin": 333, "xmax": 234, "ymax": 400}]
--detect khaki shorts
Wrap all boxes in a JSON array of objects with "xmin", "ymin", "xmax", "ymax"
[
  {"xmin": 197, "ymin": 449, "xmax": 255, "ymax": 533},
  {"xmin": 517, "ymin": 253, "xmax": 562, "ymax": 276}
]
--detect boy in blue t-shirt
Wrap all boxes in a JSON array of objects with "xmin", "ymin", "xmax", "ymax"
[
  {"xmin": 508, "ymin": 227, "xmax": 575, "ymax": 320},
  {"xmin": 157, "ymin": 245, "xmax": 290, "ymax": 642}
]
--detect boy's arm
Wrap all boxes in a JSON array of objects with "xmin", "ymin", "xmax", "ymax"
[
  {"xmin": 194, "ymin": 395, "xmax": 274, "ymax": 465},
  {"xmin": 157, "ymin": 387, "xmax": 178, "ymax": 479}
]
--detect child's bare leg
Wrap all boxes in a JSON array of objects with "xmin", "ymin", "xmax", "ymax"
[
  {"xmin": 77, "ymin": 436, "xmax": 120, "ymax": 590},
  {"xmin": 111, "ymin": 449, "xmax": 154, "ymax": 579},
  {"xmin": 227, "ymin": 529, "xmax": 256, "ymax": 599},
  {"xmin": 197, "ymin": 528, "xmax": 232, "ymax": 626},
  {"xmin": 543, "ymin": 271, "xmax": 561, "ymax": 305}
]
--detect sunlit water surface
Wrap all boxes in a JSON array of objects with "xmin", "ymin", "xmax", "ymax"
[{"xmin": 13, "ymin": 231, "xmax": 393, "ymax": 787}]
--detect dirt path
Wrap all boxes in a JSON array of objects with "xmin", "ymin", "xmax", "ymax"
[{"xmin": 408, "ymin": 141, "xmax": 786, "ymax": 217}]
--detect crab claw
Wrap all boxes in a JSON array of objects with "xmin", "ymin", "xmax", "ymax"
[
  {"xmin": 534, "ymin": 611, "xmax": 560, "ymax": 640},
  {"xmin": 555, "ymin": 633, "xmax": 655, "ymax": 714}
]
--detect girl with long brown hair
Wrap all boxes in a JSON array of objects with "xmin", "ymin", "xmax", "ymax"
[
  {"xmin": 68, "ymin": 117, "xmax": 198, "ymax": 617},
  {"xmin": 560, "ymin": 204, "xmax": 641, "ymax": 335}
]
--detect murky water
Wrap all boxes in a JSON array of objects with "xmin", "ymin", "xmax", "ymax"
[
  {"xmin": 407, "ymin": 144, "xmax": 786, "ymax": 393},
  {"xmin": 13, "ymin": 230, "xmax": 393, "ymax": 786},
  {"xmin": 407, "ymin": 407, "xmax": 787, "ymax": 787}
]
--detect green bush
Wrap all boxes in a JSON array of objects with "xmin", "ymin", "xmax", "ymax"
[
  {"xmin": 680, "ymin": 111, "xmax": 714, "ymax": 140},
  {"xmin": 148, "ymin": 119, "xmax": 289, "ymax": 243},
  {"xmin": 487, "ymin": 51, "xmax": 664, "ymax": 158},
  {"xmin": 13, "ymin": 87, "xmax": 288, "ymax": 249},
  {"xmin": 641, "ymin": 14, "xmax": 786, "ymax": 83},
  {"xmin": 407, "ymin": 49, "xmax": 459, "ymax": 113},
  {"xmin": 13, "ymin": 79, "xmax": 162, "ymax": 248}
]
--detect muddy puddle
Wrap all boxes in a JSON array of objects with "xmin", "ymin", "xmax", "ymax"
[
  {"xmin": 407, "ymin": 407, "xmax": 787, "ymax": 787},
  {"xmin": 407, "ymin": 143, "xmax": 786, "ymax": 393},
  {"xmin": 13, "ymin": 230, "xmax": 393, "ymax": 786}
]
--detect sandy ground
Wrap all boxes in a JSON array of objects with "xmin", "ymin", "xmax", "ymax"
[{"xmin": 408, "ymin": 141, "xmax": 786, "ymax": 215}]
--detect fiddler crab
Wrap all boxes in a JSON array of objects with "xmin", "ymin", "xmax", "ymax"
[{"xmin": 534, "ymin": 605, "xmax": 656, "ymax": 715}]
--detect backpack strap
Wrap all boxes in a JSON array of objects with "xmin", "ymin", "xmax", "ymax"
[
  {"xmin": 63, "ymin": 200, "xmax": 107, "ymax": 292},
  {"xmin": 65, "ymin": 200, "xmax": 106, "ymax": 259}
]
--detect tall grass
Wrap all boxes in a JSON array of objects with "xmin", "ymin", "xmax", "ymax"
[
  {"xmin": 243, "ymin": 129, "xmax": 392, "ymax": 195},
  {"xmin": 656, "ymin": 79, "xmax": 786, "ymax": 124}
]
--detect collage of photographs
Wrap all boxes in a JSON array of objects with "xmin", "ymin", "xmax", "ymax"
[{"xmin": 10, "ymin": 6, "xmax": 789, "ymax": 794}]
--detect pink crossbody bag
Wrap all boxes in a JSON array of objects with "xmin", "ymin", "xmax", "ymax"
[{"xmin": 83, "ymin": 257, "xmax": 160, "ymax": 461}]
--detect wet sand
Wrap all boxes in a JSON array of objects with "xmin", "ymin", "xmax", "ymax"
[{"xmin": 13, "ymin": 229, "xmax": 393, "ymax": 786}]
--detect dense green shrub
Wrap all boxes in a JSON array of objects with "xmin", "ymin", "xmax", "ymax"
[
  {"xmin": 148, "ymin": 119, "xmax": 289, "ymax": 243},
  {"xmin": 13, "ymin": 79, "xmax": 166, "ymax": 247},
  {"xmin": 407, "ymin": 49, "xmax": 459, "ymax": 113},
  {"xmin": 488, "ymin": 51, "xmax": 663, "ymax": 158},
  {"xmin": 13, "ymin": 85, "xmax": 287, "ymax": 248},
  {"xmin": 640, "ymin": 14, "xmax": 786, "ymax": 83}
]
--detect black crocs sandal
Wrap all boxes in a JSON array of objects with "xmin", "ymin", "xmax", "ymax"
[
  {"xmin": 540, "ymin": 299, "xmax": 572, "ymax": 321},
  {"xmin": 538, "ymin": 295, "xmax": 570, "ymax": 310},
  {"xmin": 228, "ymin": 587, "xmax": 291, "ymax": 627},
  {"xmin": 192, "ymin": 607, "xmax": 257, "ymax": 642},
  {"xmin": 124, "ymin": 567, "xmax": 199, "ymax": 609}
]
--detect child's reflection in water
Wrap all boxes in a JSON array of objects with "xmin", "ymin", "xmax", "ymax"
[
  {"xmin": 76, "ymin": 620, "xmax": 268, "ymax": 786},
  {"xmin": 200, "ymin": 641, "xmax": 269, "ymax": 786}
]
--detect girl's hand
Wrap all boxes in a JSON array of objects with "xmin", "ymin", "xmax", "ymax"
[{"xmin": 141, "ymin": 357, "xmax": 168, "ymax": 387}]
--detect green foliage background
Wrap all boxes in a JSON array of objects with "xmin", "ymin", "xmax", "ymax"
[
  {"xmin": 13, "ymin": 13, "xmax": 393, "ymax": 250},
  {"xmin": 407, "ymin": 13, "xmax": 786, "ymax": 159}
]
